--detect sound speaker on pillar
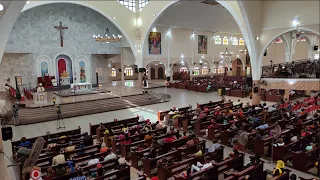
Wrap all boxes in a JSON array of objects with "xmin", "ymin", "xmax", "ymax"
[
  {"xmin": 134, "ymin": 68, "xmax": 138, "ymax": 73},
  {"xmin": 166, "ymin": 76, "xmax": 170, "ymax": 81},
  {"xmin": 96, "ymin": 72, "xmax": 99, "ymax": 85},
  {"xmin": 253, "ymin": 87, "xmax": 259, "ymax": 93},
  {"xmin": 119, "ymin": 68, "xmax": 121, "ymax": 72},
  {"xmin": 264, "ymin": 50, "xmax": 268, "ymax": 56},
  {"xmin": 2, "ymin": 126, "xmax": 12, "ymax": 141},
  {"xmin": 314, "ymin": 46, "xmax": 318, "ymax": 51},
  {"xmin": 229, "ymin": 68, "xmax": 232, "ymax": 71},
  {"xmin": 139, "ymin": 68, "xmax": 146, "ymax": 72}
]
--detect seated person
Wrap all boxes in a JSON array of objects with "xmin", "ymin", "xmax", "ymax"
[
  {"xmin": 208, "ymin": 143, "xmax": 220, "ymax": 153},
  {"xmin": 104, "ymin": 152, "xmax": 117, "ymax": 161},
  {"xmin": 87, "ymin": 154, "xmax": 100, "ymax": 172},
  {"xmin": 100, "ymin": 143, "xmax": 109, "ymax": 158},
  {"xmin": 116, "ymin": 157, "xmax": 127, "ymax": 169},
  {"xmin": 43, "ymin": 166, "xmax": 56, "ymax": 180},
  {"xmin": 83, "ymin": 132, "xmax": 93, "ymax": 146},
  {"xmin": 272, "ymin": 160, "xmax": 285, "ymax": 176},
  {"xmin": 52, "ymin": 151, "xmax": 66, "ymax": 165},
  {"xmin": 190, "ymin": 161, "xmax": 213, "ymax": 174},
  {"xmin": 65, "ymin": 141, "xmax": 76, "ymax": 153},
  {"xmin": 77, "ymin": 142, "xmax": 85, "ymax": 156},
  {"xmin": 19, "ymin": 137, "xmax": 32, "ymax": 149},
  {"xmin": 155, "ymin": 121, "xmax": 163, "ymax": 129},
  {"xmin": 144, "ymin": 132, "xmax": 153, "ymax": 147},
  {"xmin": 122, "ymin": 124, "xmax": 129, "ymax": 133},
  {"xmin": 273, "ymin": 138, "xmax": 284, "ymax": 147}
]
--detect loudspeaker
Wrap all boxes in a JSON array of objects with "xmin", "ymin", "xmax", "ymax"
[
  {"xmin": 229, "ymin": 68, "xmax": 232, "ymax": 71},
  {"xmin": 264, "ymin": 50, "xmax": 267, "ymax": 56},
  {"xmin": 246, "ymin": 77, "xmax": 252, "ymax": 87},
  {"xmin": 314, "ymin": 46, "xmax": 318, "ymax": 51},
  {"xmin": 139, "ymin": 68, "xmax": 146, "ymax": 72},
  {"xmin": 166, "ymin": 76, "xmax": 170, "ymax": 81},
  {"xmin": 253, "ymin": 87, "xmax": 259, "ymax": 93},
  {"xmin": 119, "ymin": 68, "xmax": 121, "ymax": 72},
  {"xmin": 96, "ymin": 72, "xmax": 99, "ymax": 85},
  {"xmin": 134, "ymin": 68, "xmax": 138, "ymax": 73},
  {"xmin": 2, "ymin": 126, "xmax": 13, "ymax": 141}
]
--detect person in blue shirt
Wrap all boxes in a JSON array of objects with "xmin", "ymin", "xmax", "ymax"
[{"xmin": 19, "ymin": 137, "xmax": 32, "ymax": 149}]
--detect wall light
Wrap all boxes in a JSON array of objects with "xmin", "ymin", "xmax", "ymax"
[
  {"xmin": 237, "ymin": 55, "xmax": 240, "ymax": 58},
  {"xmin": 167, "ymin": 30, "xmax": 171, "ymax": 35},
  {"xmin": 136, "ymin": 18, "xmax": 142, "ymax": 27},
  {"xmin": 255, "ymin": 36, "xmax": 259, "ymax": 40},
  {"xmin": 0, "ymin": 3, "xmax": 4, "ymax": 13},
  {"xmin": 153, "ymin": 13, "xmax": 156, "ymax": 17},
  {"xmin": 113, "ymin": 17, "xmax": 116, "ymax": 20},
  {"xmin": 181, "ymin": 54, "xmax": 184, "ymax": 59},
  {"xmin": 152, "ymin": 27, "xmax": 157, "ymax": 32},
  {"xmin": 220, "ymin": 55, "xmax": 224, "ymax": 58},
  {"xmin": 26, "ymin": 1, "xmax": 30, "ymax": 4},
  {"xmin": 292, "ymin": 17, "xmax": 300, "ymax": 28},
  {"xmin": 137, "ymin": 50, "xmax": 141, "ymax": 53}
]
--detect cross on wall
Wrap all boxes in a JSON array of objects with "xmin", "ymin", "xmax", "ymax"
[{"xmin": 54, "ymin": 21, "xmax": 68, "ymax": 47}]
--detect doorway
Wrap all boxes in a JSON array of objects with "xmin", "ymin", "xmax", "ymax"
[
  {"xmin": 151, "ymin": 67, "xmax": 156, "ymax": 79},
  {"xmin": 158, "ymin": 67, "xmax": 164, "ymax": 79},
  {"xmin": 237, "ymin": 67, "xmax": 241, "ymax": 76}
]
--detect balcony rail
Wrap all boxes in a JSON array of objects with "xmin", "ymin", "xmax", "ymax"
[{"xmin": 261, "ymin": 59, "xmax": 320, "ymax": 78}]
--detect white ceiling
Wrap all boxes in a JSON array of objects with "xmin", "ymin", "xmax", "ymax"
[{"xmin": 156, "ymin": 1, "xmax": 240, "ymax": 34}]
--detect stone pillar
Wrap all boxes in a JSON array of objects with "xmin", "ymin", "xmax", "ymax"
[
  {"xmin": 190, "ymin": 68, "xmax": 193, "ymax": 80},
  {"xmin": 137, "ymin": 72, "xmax": 143, "ymax": 88},
  {"xmin": 285, "ymin": 52, "xmax": 292, "ymax": 62},
  {"xmin": 252, "ymin": 80, "xmax": 261, "ymax": 105},
  {"xmin": 120, "ymin": 48, "xmax": 124, "ymax": 85},
  {"xmin": 284, "ymin": 90, "xmax": 290, "ymax": 101},
  {"xmin": 305, "ymin": 90, "xmax": 311, "ymax": 96}
]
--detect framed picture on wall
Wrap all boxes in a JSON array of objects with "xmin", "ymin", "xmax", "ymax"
[
  {"xmin": 198, "ymin": 35, "xmax": 207, "ymax": 54},
  {"xmin": 149, "ymin": 32, "xmax": 161, "ymax": 54}
]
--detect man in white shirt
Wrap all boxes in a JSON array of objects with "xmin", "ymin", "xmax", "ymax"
[
  {"xmin": 191, "ymin": 162, "xmax": 213, "ymax": 173},
  {"xmin": 87, "ymin": 154, "xmax": 100, "ymax": 172},
  {"xmin": 52, "ymin": 152, "xmax": 66, "ymax": 165}
]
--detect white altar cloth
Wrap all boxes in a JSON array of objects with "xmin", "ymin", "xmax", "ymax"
[
  {"xmin": 70, "ymin": 83, "xmax": 92, "ymax": 92},
  {"xmin": 33, "ymin": 92, "xmax": 48, "ymax": 104},
  {"xmin": 60, "ymin": 77, "xmax": 71, "ymax": 85}
]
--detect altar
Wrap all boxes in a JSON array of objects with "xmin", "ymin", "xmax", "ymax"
[
  {"xmin": 71, "ymin": 83, "xmax": 92, "ymax": 93},
  {"xmin": 60, "ymin": 77, "xmax": 71, "ymax": 85},
  {"xmin": 33, "ymin": 92, "xmax": 48, "ymax": 104}
]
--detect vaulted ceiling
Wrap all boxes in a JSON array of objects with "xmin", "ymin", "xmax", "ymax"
[{"xmin": 156, "ymin": 1, "xmax": 240, "ymax": 34}]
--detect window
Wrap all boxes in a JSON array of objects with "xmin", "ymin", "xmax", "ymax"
[
  {"xmin": 202, "ymin": 66, "xmax": 208, "ymax": 75},
  {"xmin": 118, "ymin": 0, "xmax": 136, "ymax": 12},
  {"xmin": 215, "ymin": 36, "xmax": 221, "ymax": 45},
  {"xmin": 111, "ymin": 68, "xmax": 117, "ymax": 77},
  {"xmin": 138, "ymin": 0, "xmax": 148, "ymax": 12},
  {"xmin": 218, "ymin": 66, "xmax": 225, "ymax": 74},
  {"xmin": 239, "ymin": 38, "xmax": 245, "ymax": 45},
  {"xmin": 223, "ymin": 36, "xmax": 229, "ymax": 45},
  {"xmin": 232, "ymin": 37, "xmax": 238, "ymax": 45},
  {"xmin": 194, "ymin": 67, "xmax": 200, "ymax": 76},
  {"xmin": 213, "ymin": 68, "xmax": 217, "ymax": 73},
  {"xmin": 275, "ymin": 37, "xmax": 283, "ymax": 43},
  {"xmin": 180, "ymin": 67, "xmax": 188, "ymax": 72},
  {"xmin": 124, "ymin": 67, "xmax": 133, "ymax": 76}
]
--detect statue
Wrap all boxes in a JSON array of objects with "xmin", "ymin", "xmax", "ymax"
[
  {"xmin": 36, "ymin": 83, "xmax": 45, "ymax": 93},
  {"xmin": 60, "ymin": 70, "xmax": 69, "ymax": 77}
]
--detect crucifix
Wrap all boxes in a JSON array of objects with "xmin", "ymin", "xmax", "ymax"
[{"xmin": 54, "ymin": 22, "xmax": 68, "ymax": 47}]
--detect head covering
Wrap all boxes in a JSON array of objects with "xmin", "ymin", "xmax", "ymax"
[
  {"xmin": 101, "ymin": 143, "xmax": 106, "ymax": 147},
  {"xmin": 97, "ymin": 163, "xmax": 102, "ymax": 169},
  {"xmin": 68, "ymin": 141, "xmax": 72, "ymax": 145},
  {"xmin": 118, "ymin": 157, "xmax": 126, "ymax": 165},
  {"xmin": 291, "ymin": 136, "xmax": 298, "ymax": 142}
]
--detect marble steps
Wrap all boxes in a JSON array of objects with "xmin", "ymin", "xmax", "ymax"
[{"xmin": 14, "ymin": 94, "xmax": 167, "ymax": 125}]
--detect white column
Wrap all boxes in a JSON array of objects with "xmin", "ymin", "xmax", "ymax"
[
  {"xmin": 285, "ymin": 52, "xmax": 292, "ymax": 62},
  {"xmin": 167, "ymin": 31, "xmax": 171, "ymax": 80},
  {"xmin": 212, "ymin": 35, "xmax": 215, "ymax": 74},
  {"xmin": 120, "ymin": 48, "xmax": 124, "ymax": 84},
  {"xmin": 191, "ymin": 34, "xmax": 195, "ymax": 80},
  {"xmin": 148, "ymin": 65, "xmax": 151, "ymax": 79}
]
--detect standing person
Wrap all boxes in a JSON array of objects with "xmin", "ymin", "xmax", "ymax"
[{"xmin": 13, "ymin": 103, "xmax": 19, "ymax": 126}]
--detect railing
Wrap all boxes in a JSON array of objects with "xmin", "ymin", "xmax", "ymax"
[{"xmin": 261, "ymin": 59, "xmax": 320, "ymax": 78}]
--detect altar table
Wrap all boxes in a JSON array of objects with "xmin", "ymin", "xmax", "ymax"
[
  {"xmin": 70, "ymin": 83, "xmax": 92, "ymax": 92},
  {"xmin": 33, "ymin": 92, "xmax": 48, "ymax": 104}
]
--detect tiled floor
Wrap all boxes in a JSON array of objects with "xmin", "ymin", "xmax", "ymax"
[{"xmin": 2, "ymin": 87, "xmax": 319, "ymax": 179}]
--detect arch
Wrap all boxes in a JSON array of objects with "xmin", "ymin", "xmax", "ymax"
[
  {"xmin": 55, "ymin": 54, "xmax": 73, "ymax": 83},
  {"xmin": 75, "ymin": 55, "xmax": 91, "ymax": 83},
  {"xmin": 145, "ymin": 60, "xmax": 167, "ymax": 70},
  {"xmin": 36, "ymin": 55, "xmax": 53, "ymax": 77},
  {"xmin": 172, "ymin": 59, "xmax": 191, "ymax": 69},
  {"xmin": 259, "ymin": 27, "xmax": 320, "ymax": 69},
  {"xmin": 158, "ymin": 66, "xmax": 164, "ymax": 79},
  {"xmin": 150, "ymin": 67, "xmax": 156, "ymax": 79},
  {"xmin": 140, "ymin": 0, "xmax": 256, "ymax": 77},
  {"xmin": 20, "ymin": 1, "xmax": 137, "ymax": 62}
]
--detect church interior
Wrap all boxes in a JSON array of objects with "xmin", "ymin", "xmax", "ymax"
[{"xmin": 0, "ymin": 0, "xmax": 319, "ymax": 180}]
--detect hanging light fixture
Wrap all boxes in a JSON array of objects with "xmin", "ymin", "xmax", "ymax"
[
  {"xmin": 93, "ymin": 28, "xmax": 122, "ymax": 42},
  {"xmin": 220, "ymin": 48, "xmax": 233, "ymax": 57},
  {"xmin": 0, "ymin": 3, "xmax": 4, "ymax": 13}
]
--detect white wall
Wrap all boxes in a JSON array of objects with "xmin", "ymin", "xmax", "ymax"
[{"xmin": 123, "ymin": 47, "xmax": 136, "ymax": 65}]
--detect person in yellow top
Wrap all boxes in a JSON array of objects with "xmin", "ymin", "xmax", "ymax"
[
  {"xmin": 273, "ymin": 160, "xmax": 285, "ymax": 176},
  {"xmin": 103, "ymin": 127, "xmax": 114, "ymax": 146},
  {"xmin": 122, "ymin": 124, "xmax": 129, "ymax": 134},
  {"xmin": 144, "ymin": 131, "xmax": 153, "ymax": 147}
]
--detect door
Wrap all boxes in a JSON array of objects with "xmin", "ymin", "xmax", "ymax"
[
  {"xmin": 151, "ymin": 67, "xmax": 156, "ymax": 79},
  {"xmin": 237, "ymin": 67, "xmax": 241, "ymax": 76},
  {"xmin": 158, "ymin": 67, "xmax": 164, "ymax": 79},
  {"xmin": 224, "ymin": 67, "xmax": 228, "ymax": 76}
]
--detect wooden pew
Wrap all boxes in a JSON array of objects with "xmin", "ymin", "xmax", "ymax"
[
  {"xmin": 89, "ymin": 116, "xmax": 139, "ymax": 135},
  {"xmin": 173, "ymin": 154, "xmax": 245, "ymax": 180},
  {"xmin": 143, "ymin": 140, "xmax": 206, "ymax": 177},
  {"xmin": 131, "ymin": 135, "xmax": 190, "ymax": 169},
  {"xmin": 111, "ymin": 127, "xmax": 168, "ymax": 154},
  {"xmin": 93, "ymin": 166, "xmax": 130, "ymax": 180},
  {"xmin": 120, "ymin": 130, "xmax": 178, "ymax": 159},
  {"xmin": 267, "ymin": 171, "xmax": 290, "ymax": 180},
  {"xmin": 11, "ymin": 126, "xmax": 81, "ymax": 155},
  {"xmin": 292, "ymin": 147, "xmax": 320, "ymax": 172},
  {"xmin": 157, "ymin": 146, "xmax": 224, "ymax": 180},
  {"xmin": 223, "ymin": 162, "xmax": 264, "ymax": 180}
]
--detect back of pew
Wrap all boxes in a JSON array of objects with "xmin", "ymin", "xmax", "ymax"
[
  {"xmin": 224, "ymin": 162, "xmax": 264, "ymax": 180},
  {"xmin": 292, "ymin": 147, "xmax": 320, "ymax": 172},
  {"xmin": 11, "ymin": 126, "xmax": 81, "ymax": 154},
  {"xmin": 89, "ymin": 116, "xmax": 139, "ymax": 135},
  {"xmin": 94, "ymin": 166, "xmax": 130, "ymax": 180}
]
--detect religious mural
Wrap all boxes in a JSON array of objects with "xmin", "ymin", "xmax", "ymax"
[
  {"xmin": 198, "ymin": 35, "xmax": 207, "ymax": 54},
  {"xmin": 79, "ymin": 61, "xmax": 86, "ymax": 83},
  {"xmin": 149, "ymin": 32, "xmax": 161, "ymax": 54},
  {"xmin": 41, "ymin": 62, "xmax": 48, "ymax": 77}
]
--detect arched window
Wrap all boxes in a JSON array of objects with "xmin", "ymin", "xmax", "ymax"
[
  {"xmin": 223, "ymin": 36, "xmax": 229, "ymax": 45},
  {"xmin": 111, "ymin": 68, "xmax": 117, "ymax": 77},
  {"xmin": 218, "ymin": 66, "xmax": 225, "ymax": 74},
  {"xmin": 239, "ymin": 38, "xmax": 245, "ymax": 45},
  {"xmin": 180, "ymin": 67, "xmax": 188, "ymax": 72},
  {"xmin": 193, "ymin": 67, "xmax": 200, "ymax": 76},
  {"xmin": 232, "ymin": 37, "xmax": 238, "ymax": 45},
  {"xmin": 202, "ymin": 66, "xmax": 208, "ymax": 75},
  {"xmin": 275, "ymin": 37, "xmax": 283, "ymax": 43},
  {"xmin": 124, "ymin": 67, "xmax": 133, "ymax": 76},
  {"xmin": 215, "ymin": 36, "xmax": 221, "ymax": 45}
]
